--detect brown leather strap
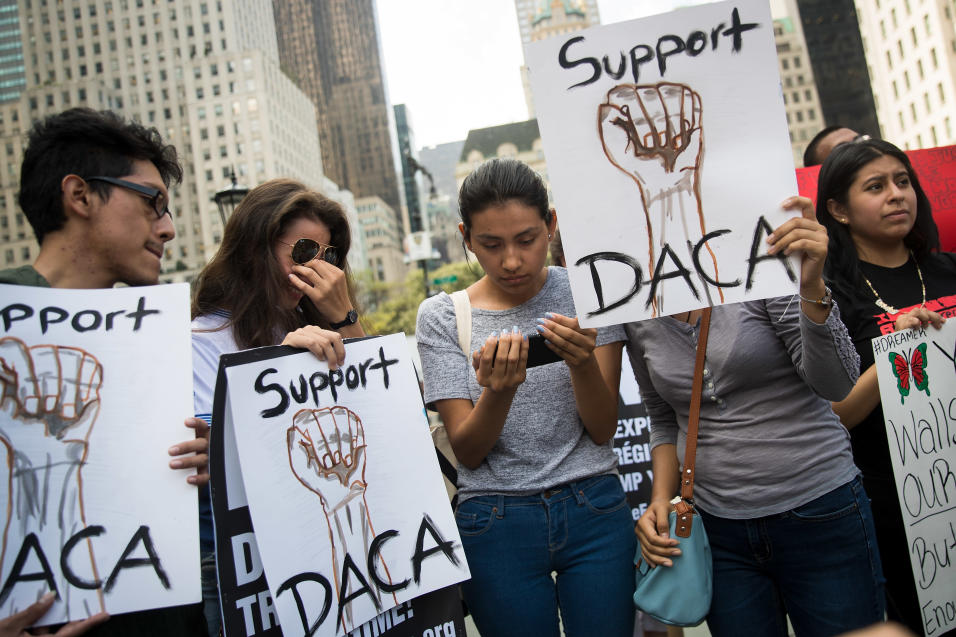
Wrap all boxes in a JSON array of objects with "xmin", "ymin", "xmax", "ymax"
[{"xmin": 680, "ymin": 306, "xmax": 712, "ymax": 504}]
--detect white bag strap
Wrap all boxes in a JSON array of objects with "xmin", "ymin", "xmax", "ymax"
[{"xmin": 449, "ymin": 289, "xmax": 471, "ymax": 355}]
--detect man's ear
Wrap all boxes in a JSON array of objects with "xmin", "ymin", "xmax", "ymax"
[{"xmin": 61, "ymin": 174, "xmax": 94, "ymax": 220}]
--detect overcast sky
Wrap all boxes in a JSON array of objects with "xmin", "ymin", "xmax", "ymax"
[{"xmin": 376, "ymin": 0, "xmax": 715, "ymax": 149}]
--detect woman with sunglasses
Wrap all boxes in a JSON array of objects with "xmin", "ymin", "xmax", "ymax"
[
  {"xmin": 817, "ymin": 138, "xmax": 955, "ymax": 636},
  {"xmin": 416, "ymin": 159, "xmax": 634, "ymax": 637},
  {"xmin": 190, "ymin": 178, "xmax": 362, "ymax": 636}
]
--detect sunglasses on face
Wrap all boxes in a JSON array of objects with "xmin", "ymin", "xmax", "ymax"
[
  {"xmin": 85, "ymin": 176, "xmax": 171, "ymax": 219},
  {"xmin": 279, "ymin": 238, "xmax": 339, "ymax": 266}
]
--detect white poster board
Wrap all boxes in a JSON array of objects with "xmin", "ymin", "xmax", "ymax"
[
  {"xmin": 223, "ymin": 334, "xmax": 469, "ymax": 637},
  {"xmin": 0, "ymin": 283, "xmax": 199, "ymax": 624},
  {"xmin": 873, "ymin": 321, "xmax": 956, "ymax": 636},
  {"xmin": 527, "ymin": 0, "xmax": 799, "ymax": 326}
]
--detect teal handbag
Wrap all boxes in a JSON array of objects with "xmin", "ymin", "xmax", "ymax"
[
  {"xmin": 633, "ymin": 307, "xmax": 713, "ymax": 626},
  {"xmin": 633, "ymin": 500, "xmax": 713, "ymax": 626}
]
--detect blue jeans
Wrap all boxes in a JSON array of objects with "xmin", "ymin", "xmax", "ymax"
[
  {"xmin": 699, "ymin": 477, "xmax": 885, "ymax": 637},
  {"xmin": 201, "ymin": 551, "xmax": 221, "ymax": 637},
  {"xmin": 455, "ymin": 474, "xmax": 635, "ymax": 637}
]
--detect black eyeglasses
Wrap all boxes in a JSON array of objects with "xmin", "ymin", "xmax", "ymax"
[
  {"xmin": 278, "ymin": 238, "xmax": 339, "ymax": 266},
  {"xmin": 85, "ymin": 176, "xmax": 171, "ymax": 219}
]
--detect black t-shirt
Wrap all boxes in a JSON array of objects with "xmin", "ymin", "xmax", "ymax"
[{"xmin": 829, "ymin": 252, "xmax": 956, "ymax": 479}]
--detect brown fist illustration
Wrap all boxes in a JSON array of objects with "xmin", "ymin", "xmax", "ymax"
[
  {"xmin": 287, "ymin": 407, "xmax": 367, "ymax": 513},
  {"xmin": 599, "ymin": 82, "xmax": 702, "ymax": 191},
  {"xmin": 0, "ymin": 336, "xmax": 103, "ymax": 618},
  {"xmin": 598, "ymin": 82, "xmax": 721, "ymax": 313}
]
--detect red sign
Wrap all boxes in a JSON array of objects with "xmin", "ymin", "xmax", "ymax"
[{"xmin": 796, "ymin": 145, "xmax": 956, "ymax": 253}]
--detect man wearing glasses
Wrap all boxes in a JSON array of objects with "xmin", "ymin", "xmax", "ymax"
[{"xmin": 0, "ymin": 108, "xmax": 207, "ymax": 636}]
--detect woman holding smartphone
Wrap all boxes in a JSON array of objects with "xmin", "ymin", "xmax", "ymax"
[{"xmin": 416, "ymin": 159, "xmax": 634, "ymax": 637}]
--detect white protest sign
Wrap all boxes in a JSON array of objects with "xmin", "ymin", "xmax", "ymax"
[
  {"xmin": 223, "ymin": 334, "xmax": 469, "ymax": 637},
  {"xmin": 527, "ymin": 0, "xmax": 799, "ymax": 326},
  {"xmin": 873, "ymin": 321, "xmax": 956, "ymax": 636},
  {"xmin": 0, "ymin": 283, "xmax": 199, "ymax": 624}
]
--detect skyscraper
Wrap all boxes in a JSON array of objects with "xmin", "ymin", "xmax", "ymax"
[
  {"xmin": 515, "ymin": 0, "xmax": 600, "ymax": 117},
  {"xmin": 794, "ymin": 0, "xmax": 880, "ymax": 135},
  {"xmin": 273, "ymin": 0, "xmax": 404, "ymax": 216},
  {"xmin": 394, "ymin": 103, "xmax": 424, "ymax": 234},
  {"xmin": 855, "ymin": 0, "xmax": 956, "ymax": 149},
  {"xmin": 0, "ymin": 0, "xmax": 362, "ymax": 278},
  {"xmin": 773, "ymin": 13, "xmax": 825, "ymax": 166}
]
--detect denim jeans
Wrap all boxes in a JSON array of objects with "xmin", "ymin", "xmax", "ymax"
[
  {"xmin": 699, "ymin": 476, "xmax": 885, "ymax": 637},
  {"xmin": 455, "ymin": 474, "xmax": 636, "ymax": 637},
  {"xmin": 201, "ymin": 551, "xmax": 221, "ymax": 637}
]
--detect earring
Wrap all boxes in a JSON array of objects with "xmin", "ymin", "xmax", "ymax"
[{"xmin": 548, "ymin": 234, "xmax": 552, "ymax": 240}]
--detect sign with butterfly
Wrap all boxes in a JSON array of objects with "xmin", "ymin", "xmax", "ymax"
[{"xmin": 873, "ymin": 320, "xmax": 956, "ymax": 636}]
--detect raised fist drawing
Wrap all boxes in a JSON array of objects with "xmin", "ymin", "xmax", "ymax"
[
  {"xmin": 0, "ymin": 336, "xmax": 104, "ymax": 617},
  {"xmin": 599, "ymin": 82, "xmax": 723, "ymax": 314},
  {"xmin": 287, "ymin": 407, "xmax": 395, "ymax": 631}
]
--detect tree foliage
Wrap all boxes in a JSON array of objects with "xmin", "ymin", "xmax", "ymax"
[{"xmin": 360, "ymin": 260, "xmax": 483, "ymax": 337}]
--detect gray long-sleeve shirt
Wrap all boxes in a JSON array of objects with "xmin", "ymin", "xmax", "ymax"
[{"xmin": 624, "ymin": 297, "xmax": 861, "ymax": 519}]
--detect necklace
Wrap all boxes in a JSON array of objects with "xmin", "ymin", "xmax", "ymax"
[{"xmin": 860, "ymin": 252, "xmax": 926, "ymax": 314}]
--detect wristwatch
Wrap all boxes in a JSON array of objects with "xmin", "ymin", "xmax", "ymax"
[{"xmin": 330, "ymin": 309, "xmax": 358, "ymax": 329}]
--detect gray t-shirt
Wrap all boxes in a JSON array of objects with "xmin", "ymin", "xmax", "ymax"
[
  {"xmin": 416, "ymin": 267, "xmax": 625, "ymax": 502},
  {"xmin": 625, "ymin": 297, "xmax": 861, "ymax": 519}
]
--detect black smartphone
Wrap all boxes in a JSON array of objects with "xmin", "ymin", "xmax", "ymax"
[
  {"xmin": 489, "ymin": 333, "xmax": 563, "ymax": 368},
  {"xmin": 526, "ymin": 333, "xmax": 563, "ymax": 368}
]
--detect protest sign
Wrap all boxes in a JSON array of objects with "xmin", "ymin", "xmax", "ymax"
[
  {"xmin": 211, "ymin": 335, "xmax": 469, "ymax": 637},
  {"xmin": 796, "ymin": 144, "xmax": 956, "ymax": 253},
  {"xmin": 527, "ymin": 0, "xmax": 799, "ymax": 326},
  {"xmin": 0, "ymin": 283, "xmax": 199, "ymax": 625},
  {"xmin": 872, "ymin": 320, "xmax": 956, "ymax": 636},
  {"xmin": 615, "ymin": 353, "xmax": 654, "ymax": 522}
]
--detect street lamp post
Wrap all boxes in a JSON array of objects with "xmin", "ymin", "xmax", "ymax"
[{"xmin": 212, "ymin": 169, "xmax": 249, "ymax": 226}]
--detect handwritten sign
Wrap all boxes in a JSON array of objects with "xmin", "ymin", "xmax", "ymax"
[
  {"xmin": 526, "ymin": 0, "xmax": 799, "ymax": 326},
  {"xmin": 873, "ymin": 321, "xmax": 956, "ymax": 636},
  {"xmin": 212, "ymin": 335, "xmax": 469, "ymax": 637},
  {"xmin": 797, "ymin": 144, "xmax": 956, "ymax": 253},
  {"xmin": 0, "ymin": 283, "xmax": 199, "ymax": 625}
]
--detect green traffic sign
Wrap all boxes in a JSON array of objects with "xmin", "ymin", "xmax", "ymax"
[{"xmin": 431, "ymin": 275, "xmax": 458, "ymax": 285}]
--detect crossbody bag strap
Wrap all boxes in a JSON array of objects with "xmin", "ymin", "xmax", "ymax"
[{"xmin": 674, "ymin": 306, "xmax": 712, "ymax": 537}]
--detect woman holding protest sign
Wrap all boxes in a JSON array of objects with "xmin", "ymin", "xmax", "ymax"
[
  {"xmin": 817, "ymin": 138, "xmax": 955, "ymax": 636},
  {"xmin": 630, "ymin": 195, "xmax": 885, "ymax": 636},
  {"xmin": 189, "ymin": 178, "xmax": 364, "ymax": 636},
  {"xmin": 416, "ymin": 158, "xmax": 634, "ymax": 637}
]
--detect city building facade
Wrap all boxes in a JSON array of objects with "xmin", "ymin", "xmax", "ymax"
[
  {"xmin": 773, "ymin": 13, "xmax": 826, "ymax": 166},
  {"xmin": 515, "ymin": 0, "xmax": 599, "ymax": 117},
  {"xmin": 794, "ymin": 0, "xmax": 881, "ymax": 137},
  {"xmin": 0, "ymin": 0, "xmax": 363, "ymax": 279},
  {"xmin": 272, "ymin": 0, "xmax": 404, "ymax": 217},
  {"xmin": 356, "ymin": 195, "xmax": 407, "ymax": 284},
  {"xmin": 855, "ymin": 0, "xmax": 956, "ymax": 149}
]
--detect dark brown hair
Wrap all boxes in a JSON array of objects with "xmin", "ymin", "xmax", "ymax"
[{"xmin": 192, "ymin": 178, "xmax": 359, "ymax": 348}]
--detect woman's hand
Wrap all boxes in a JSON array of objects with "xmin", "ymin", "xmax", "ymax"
[
  {"xmin": 767, "ymin": 196, "xmax": 829, "ymax": 289},
  {"xmin": 471, "ymin": 328, "xmax": 529, "ymax": 393},
  {"xmin": 282, "ymin": 326, "xmax": 347, "ymax": 369},
  {"xmin": 168, "ymin": 417, "xmax": 209, "ymax": 486},
  {"xmin": 534, "ymin": 313, "xmax": 597, "ymax": 368},
  {"xmin": 894, "ymin": 307, "xmax": 945, "ymax": 332},
  {"xmin": 635, "ymin": 498, "xmax": 681, "ymax": 567},
  {"xmin": 289, "ymin": 259, "xmax": 355, "ymax": 325}
]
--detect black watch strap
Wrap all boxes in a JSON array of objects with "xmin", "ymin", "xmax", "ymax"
[{"xmin": 330, "ymin": 309, "xmax": 358, "ymax": 329}]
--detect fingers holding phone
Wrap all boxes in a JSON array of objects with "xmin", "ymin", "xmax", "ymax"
[
  {"xmin": 472, "ymin": 328, "xmax": 529, "ymax": 392},
  {"xmin": 535, "ymin": 313, "xmax": 597, "ymax": 368}
]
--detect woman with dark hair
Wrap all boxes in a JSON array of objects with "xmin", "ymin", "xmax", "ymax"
[
  {"xmin": 817, "ymin": 138, "xmax": 954, "ymax": 635},
  {"xmin": 416, "ymin": 158, "xmax": 634, "ymax": 636},
  {"xmin": 190, "ymin": 178, "xmax": 363, "ymax": 636}
]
